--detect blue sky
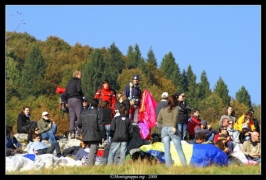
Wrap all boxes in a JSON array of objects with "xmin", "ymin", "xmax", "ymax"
[{"xmin": 5, "ymin": 5, "xmax": 261, "ymax": 105}]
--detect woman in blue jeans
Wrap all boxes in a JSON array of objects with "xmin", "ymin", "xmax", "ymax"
[{"xmin": 157, "ymin": 95, "xmax": 187, "ymax": 167}]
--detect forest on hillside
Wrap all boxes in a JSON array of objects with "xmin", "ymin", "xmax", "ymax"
[{"xmin": 5, "ymin": 31, "xmax": 260, "ymax": 135}]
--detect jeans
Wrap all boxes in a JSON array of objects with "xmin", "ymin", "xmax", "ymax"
[
  {"xmin": 108, "ymin": 142, "xmax": 127, "ymax": 166},
  {"xmin": 41, "ymin": 123, "xmax": 57, "ymax": 144},
  {"xmin": 245, "ymin": 155, "xmax": 261, "ymax": 163},
  {"xmin": 177, "ymin": 123, "xmax": 187, "ymax": 140},
  {"xmin": 206, "ymin": 132, "xmax": 215, "ymax": 141},
  {"xmin": 105, "ymin": 125, "xmax": 111, "ymax": 143},
  {"xmin": 227, "ymin": 141, "xmax": 234, "ymax": 153},
  {"xmin": 161, "ymin": 127, "xmax": 187, "ymax": 167}
]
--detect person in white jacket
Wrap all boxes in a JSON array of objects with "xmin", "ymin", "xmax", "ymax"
[{"xmin": 227, "ymin": 119, "xmax": 240, "ymax": 148}]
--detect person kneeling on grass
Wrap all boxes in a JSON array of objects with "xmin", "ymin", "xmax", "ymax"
[{"xmin": 25, "ymin": 134, "xmax": 62, "ymax": 158}]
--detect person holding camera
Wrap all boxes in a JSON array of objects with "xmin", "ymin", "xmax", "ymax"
[{"xmin": 37, "ymin": 111, "xmax": 57, "ymax": 144}]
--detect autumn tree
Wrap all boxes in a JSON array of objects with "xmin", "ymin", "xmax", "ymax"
[{"xmin": 198, "ymin": 93, "xmax": 224, "ymax": 125}]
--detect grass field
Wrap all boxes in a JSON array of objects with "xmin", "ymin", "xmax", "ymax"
[{"xmin": 6, "ymin": 158, "xmax": 261, "ymax": 175}]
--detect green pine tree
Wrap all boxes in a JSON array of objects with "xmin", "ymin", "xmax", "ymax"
[
  {"xmin": 197, "ymin": 70, "xmax": 212, "ymax": 100},
  {"xmin": 19, "ymin": 45, "xmax": 46, "ymax": 100},
  {"xmin": 213, "ymin": 77, "xmax": 231, "ymax": 106},
  {"xmin": 82, "ymin": 49, "xmax": 105, "ymax": 99},
  {"xmin": 235, "ymin": 86, "xmax": 252, "ymax": 108}
]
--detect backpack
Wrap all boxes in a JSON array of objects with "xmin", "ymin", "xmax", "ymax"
[
  {"xmin": 97, "ymin": 88, "xmax": 116, "ymax": 105},
  {"xmin": 59, "ymin": 95, "xmax": 69, "ymax": 113},
  {"xmin": 59, "ymin": 102, "xmax": 69, "ymax": 113}
]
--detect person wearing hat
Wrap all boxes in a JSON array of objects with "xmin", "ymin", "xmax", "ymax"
[
  {"xmin": 155, "ymin": 92, "xmax": 169, "ymax": 129},
  {"xmin": 213, "ymin": 126, "xmax": 234, "ymax": 153},
  {"xmin": 175, "ymin": 92, "xmax": 191, "ymax": 140},
  {"xmin": 239, "ymin": 123, "xmax": 252, "ymax": 144},
  {"xmin": 123, "ymin": 74, "xmax": 142, "ymax": 122},
  {"xmin": 214, "ymin": 134, "xmax": 231, "ymax": 155},
  {"xmin": 37, "ymin": 111, "xmax": 57, "ymax": 144},
  {"xmin": 195, "ymin": 120, "xmax": 215, "ymax": 142}
]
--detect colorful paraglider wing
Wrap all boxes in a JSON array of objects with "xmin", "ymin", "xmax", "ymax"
[{"xmin": 190, "ymin": 144, "xmax": 228, "ymax": 167}]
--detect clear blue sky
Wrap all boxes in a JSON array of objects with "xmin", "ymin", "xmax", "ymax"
[{"xmin": 5, "ymin": 5, "xmax": 261, "ymax": 105}]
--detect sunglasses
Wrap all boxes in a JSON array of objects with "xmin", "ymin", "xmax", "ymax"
[
  {"xmin": 182, "ymin": 95, "xmax": 185, "ymax": 97},
  {"xmin": 222, "ymin": 128, "xmax": 227, "ymax": 130},
  {"xmin": 44, "ymin": 114, "xmax": 49, "ymax": 116},
  {"xmin": 229, "ymin": 123, "xmax": 233, "ymax": 124}
]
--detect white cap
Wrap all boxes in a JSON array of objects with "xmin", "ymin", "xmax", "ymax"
[
  {"xmin": 161, "ymin": 92, "xmax": 169, "ymax": 98},
  {"xmin": 42, "ymin": 111, "xmax": 49, "ymax": 116}
]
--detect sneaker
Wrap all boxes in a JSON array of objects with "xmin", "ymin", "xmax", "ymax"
[
  {"xmin": 71, "ymin": 133, "xmax": 75, "ymax": 139},
  {"xmin": 57, "ymin": 153, "xmax": 62, "ymax": 158}
]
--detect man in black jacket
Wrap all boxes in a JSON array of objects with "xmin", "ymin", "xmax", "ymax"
[
  {"xmin": 78, "ymin": 98, "xmax": 106, "ymax": 166},
  {"xmin": 65, "ymin": 70, "xmax": 84, "ymax": 139}
]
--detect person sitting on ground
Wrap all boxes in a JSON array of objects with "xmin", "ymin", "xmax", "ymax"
[
  {"xmin": 27, "ymin": 125, "xmax": 42, "ymax": 143},
  {"xmin": 248, "ymin": 109, "xmax": 260, "ymax": 134},
  {"xmin": 37, "ymin": 111, "xmax": 57, "ymax": 144},
  {"xmin": 17, "ymin": 106, "xmax": 37, "ymax": 134},
  {"xmin": 194, "ymin": 120, "xmax": 215, "ymax": 142},
  {"xmin": 241, "ymin": 131, "xmax": 260, "ymax": 163},
  {"xmin": 239, "ymin": 124, "xmax": 252, "ymax": 144},
  {"xmin": 214, "ymin": 126, "xmax": 234, "ymax": 153},
  {"xmin": 214, "ymin": 134, "xmax": 231, "ymax": 155},
  {"xmin": 6, "ymin": 125, "xmax": 26, "ymax": 155},
  {"xmin": 75, "ymin": 141, "xmax": 90, "ymax": 161},
  {"xmin": 25, "ymin": 134, "xmax": 62, "ymax": 158},
  {"xmin": 234, "ymin": 111, "xmax": 256, "ymax": 132},
  {"xmin": 227, "ymin": 120, "xmax": 240, "ymax": 148},
  {"xmin": 189, "ymin": 132, "xmax": 206, "ymax": 144}
]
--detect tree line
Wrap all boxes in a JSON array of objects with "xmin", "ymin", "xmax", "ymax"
[{"xmin": 5, "ymin": 31, "xmax": 260, "ymax": 135}]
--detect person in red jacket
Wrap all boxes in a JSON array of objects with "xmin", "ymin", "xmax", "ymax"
[
  {"xmin": 94, "ymin": 80, "xmax": 117, "ymax": 111},
  {"xmin": 187, "ymin": 108, "xmax": 201, "ymax": 140}
]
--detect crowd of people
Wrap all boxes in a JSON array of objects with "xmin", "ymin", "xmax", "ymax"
[{"xmin": 6, "ymin": 69, "xmax": 261, "ymax": 168}]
